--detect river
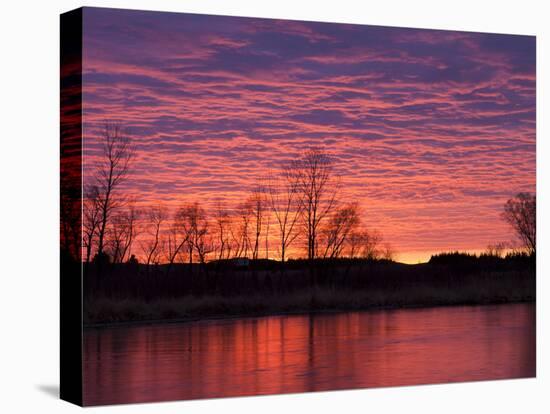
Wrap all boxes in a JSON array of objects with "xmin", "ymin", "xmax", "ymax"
[{"xmin": 83, "ymin": 303, "xmax": 535, "ymax": 405}]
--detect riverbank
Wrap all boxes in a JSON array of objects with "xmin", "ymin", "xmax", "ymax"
[
  {"xmin": 83, "ymin": 253, "xmax": 535, "ymax": 327},
  {"xmin": 84, "ymin": 297, "xmax": 535, "ymax": 329},
  {"xmin": 84, "ymin": 273, "xmax": 535, "ymax": 327}
]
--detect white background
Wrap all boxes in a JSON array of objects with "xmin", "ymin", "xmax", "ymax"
[{"xmin": 0, "ymin": 0, "xmax": 548, "ymax": 412}]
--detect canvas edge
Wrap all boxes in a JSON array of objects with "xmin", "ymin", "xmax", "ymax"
[{"xmin": 60, "ymin": 7, "xmax": 84, "ymax": 407}]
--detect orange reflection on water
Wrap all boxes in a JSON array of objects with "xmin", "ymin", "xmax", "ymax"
[{"xmin": 83, "ymin": 303, "xmax": 535, "ymax": 406}]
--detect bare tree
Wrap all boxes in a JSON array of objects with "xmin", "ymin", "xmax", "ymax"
[
  {"xmin": 95, "ymin": 123, "xmax": 134, "ymax": 258},
  {"xmin": 321, "ymin": 203, "xmax": 360, "ymax": 259},
  {"xmin": 165, "ymin": 214, "xmax": 189, "ymax": 270},
  {"xmin": 121, "ymin": 203, "xmax": 140, "ymax": 262},
  {"xmin": 346, "ymin": 231, "xmax": 363, "ymax": 259},
  {"xmin": 105, "ymin": 215, "xmax": 125, "ymax": 263},
  {"xmin": 381, "ymin": 242, "xmax": 395, "ymax": 261},
  {"xmin": 107, "ymin": 216, "xmax": 125, "ymax": 264},
  {"xmin": 141, "ymin": 205, "xmax": 166, "ymax": 265},
  {"xmin": 363, "ymin": 230, "xmax": 383, "ymax": 260},
  {"xmin": 346, "ymin": 229, "xmax": 382, "ymax": 259},
  {"xmin": 249, "ymin": 187, "xmax": 266, "ymax": 261},
  {"xmin": 176, "ymin": 202, "xmax": 211, "ymax": 264},
  {"xmin": 195, "ymin": 232, "xmax": 213, "ymax": 265},
  {"xmin": 83, "ymin": 185, "xmax": 102, "ymax": 264},
  {"xmin": 213, "ymin": 202, "xmax": 232, "ymax": 260},
  {"xmin": 267, "ymin": 170, "xmax": 303, "ymax": 263},
  {"xmin": 107, "ymin": 204, "xmax": 140, "ymax": 263},
  {"xmin": 291, "ymin": 149, "xmax": 339, "ymax": 260},
  {"xmin": 228, "ymin": 221, "xmax": 242, "ymax": 259},
  {"xmin": 264, "ymin": 213, "xmax": 270, "ymax": 260},
  {"xmin": 233, "ymin": 201, "xmax": 253, "ymax": 258},
  {"xmin": 502, "ymin": 193, "xmax": 536, "ymax": 255}
]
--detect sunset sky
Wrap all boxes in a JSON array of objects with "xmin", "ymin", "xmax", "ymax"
[{"xmin": 81, "ymin": 7, "xmax": 535, "ymax": 263}]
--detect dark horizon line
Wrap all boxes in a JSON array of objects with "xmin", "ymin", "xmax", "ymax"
[{"xmin": 81, "ymin": 249, "xmax": 532, "ymax": 267}]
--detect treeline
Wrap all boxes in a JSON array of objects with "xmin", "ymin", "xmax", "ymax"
[
  {"xmin": 429, "ymin": 250, "xmax": 534, "ymax": 264},
  {"xmin": 80, "ymin": 124, "xmax": 394, "ymax": 270},
  {"xmin": 429, "ymin": 250, "xmax": 534, "ymax": 272}
]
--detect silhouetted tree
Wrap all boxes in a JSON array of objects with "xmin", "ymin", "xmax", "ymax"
[
  {"xmin": 502, "ymin": 193, "xmax": 536, "ymax": 255},
  {"xmin": 176, "ymin": 202, "xmax": 211, "ymax": 264},
  {"xmin": 108, "ymin": 202, "xmax": 140, "ymax": 263},
  {"xmin": 291, "ymin": 149, "xmax": 339, "ymax": 260},
  {"xmin": 107, "ymin": 215, "xmax": 124, "ymax": 264},
  {"xmin": 83, "ymin": 185, "xmax": 102, "ymax": 264},
  {"xmin": 213, "ymin": 202, "xmax": 233, "ymax": 260},
  {"xmin": 346, "ymin": 229, "xmax": 382, "ymax": 259},
  {"xmin": 249, "ymin": 186, "xmax": 266, "ymax": 261},
  {"xmin": 165, "ymin": 214, "xmax": 189, "ymax": 270},
  {"xmin": 267, "ymin": 169, "xmax": 303, "ymax": 263},
  {"xmin": 95, "ymin": 123, "xmax": 134, "ymax": 257},
  {"xmin": 381, "ymin": 242, "xmax": 395, "ymax": 261},
  {"xmin": 321, "ymin": 202, "xmax": 360, "ymax": 258},
  {"xmin": 346, "ymin": 231, "xmax": 363, "ymax": 259},
  {"xmin": 233, "ymin": 201, "xmax": 253, "ymax": 258},
  {"xmin": 264, "ymin": 212, "xmax": 270, "ymax": 260},
  {"xmin": 140, "ymin": 205, "xmax": 166, "ymax": 266}
]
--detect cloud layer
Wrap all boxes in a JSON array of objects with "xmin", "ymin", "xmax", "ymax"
[{"xmin": 80, "ymin": 8, "xmax": 536, "ymax": 262}]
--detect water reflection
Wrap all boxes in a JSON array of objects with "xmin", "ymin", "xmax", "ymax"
[{"xmin": 83, "ymin": 303, "xmax": 535, "ymax": 405}]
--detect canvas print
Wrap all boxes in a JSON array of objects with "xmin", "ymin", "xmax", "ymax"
[{"xmin": 60, "ymin": 7, "xmax": 536, "ymax": 406}]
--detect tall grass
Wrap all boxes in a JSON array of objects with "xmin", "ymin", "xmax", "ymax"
[{"xmin": 84, "ymin": 261, "xmax": 535, "ymax": 326}]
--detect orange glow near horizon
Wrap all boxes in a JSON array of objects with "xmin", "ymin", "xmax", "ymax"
[{"xmin": 77, "ymin": 9, "xmax": 535, "ymax": 264}]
